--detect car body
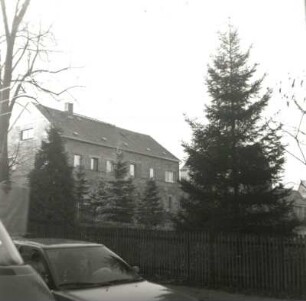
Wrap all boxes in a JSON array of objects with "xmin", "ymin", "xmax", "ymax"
[
  {"xmin": 14, "ymin": 238, "xmax": 197, "ymax": 301},
  {"xmin": 0, "ymin": 221, "xmax": 55, "ymax": 301}
]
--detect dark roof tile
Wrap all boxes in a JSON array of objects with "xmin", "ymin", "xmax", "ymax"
[{"xmin": 36, "ymin": 104, "xmax": 179, "ymax": 162}]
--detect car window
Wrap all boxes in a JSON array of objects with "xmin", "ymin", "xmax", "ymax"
[
  {"xmin": 18, "ymin": 246, "xmax": 52, "ymax": 287},
  {"xmin": 45, "ymin": 246, "xmax": 141, "ymax": 288}
]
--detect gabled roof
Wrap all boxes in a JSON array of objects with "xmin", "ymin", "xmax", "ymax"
[
  {"xmin": 286, "ymin": 190, "xmax": 304, "ymax": 203},
  {"xmin": 36, "ymin": 104, "xmax": 179, "ymax": 162}
]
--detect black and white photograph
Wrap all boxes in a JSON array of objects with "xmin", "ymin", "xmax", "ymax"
[{"xmin": 1, "ymin": 1, "xmax": 306, "ymax": 300}]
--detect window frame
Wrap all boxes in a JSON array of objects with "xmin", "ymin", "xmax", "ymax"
[
  {"xmin": 90, "ymin": 157, "xmax": 99, "ymax": 171},
  {"xmin": 129, "ymin": 163, "xmax": 136, "ymax": 178},
  {"xmin": 73, "ymin": 154, "xmax": 82, "ymax": 168},
  {"xmin": 20, "ymin": 128, "xmax": 34, "ymax": 141},
  {"xmin": 106, "ymin": 160, "xmax": 114, "ymax": 173},
  {"xmin": 165, "ymin": 171, "xmax": 175, "ymax": 183},
  {"xmin": 149, "ymin": 168, "xmax": 154, "ymax": 179}
]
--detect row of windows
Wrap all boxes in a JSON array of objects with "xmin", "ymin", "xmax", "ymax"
[
  {"xmin": 19, "ymin": 129, "xmax": 176, "ymax": 183},
  {"xmin": 73, "ymin": 154, "xmax": 175, "ymax": 183}
]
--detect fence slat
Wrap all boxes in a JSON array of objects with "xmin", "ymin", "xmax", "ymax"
[{"xmin": 28, "ymin": 223, "xmax": 306, "ymax": 299}]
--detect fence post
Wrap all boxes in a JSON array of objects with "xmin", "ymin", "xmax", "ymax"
[
  {"xmin": 187, "ymin": 231, "xmax": 191, "ymax": 284},
  {"xmin": 209, "ymin": 231, "xmax": 216, "ymax": 288}
]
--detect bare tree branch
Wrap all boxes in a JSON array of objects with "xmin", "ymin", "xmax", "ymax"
[
  {"xmin": 284, "ymin": 147, "xmax": 306, "ymax": 165},
  {"xmin": 12, "ymin": 30, "xmax": 30, "ymax": 71},
  {"xmin": 11, "ymin": 0, "xmax": 30, "ymax": 37},
  {"xmin": 0, "ymin": 0, "xmax": 10, "ymax": 38},
  {"xmin": 28, "ymin": 79, "xmax": 81, "ymax": 97},
  {"xmin": 8, "ymin": 100, "xmax": 31, "ymax": 132},
  {"xmin": 0, "ymin": 0, "xmax": 79, "ymax": 182}
]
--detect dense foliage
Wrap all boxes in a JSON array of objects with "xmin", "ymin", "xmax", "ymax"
[
  {"xmin": 88, "ymin": 176, "xmax": 111, "ymax": 222},
  {"xmin": 74, "ymin": 166, "xmax": 89, "ymax": 221},
  {"xmin": 104, "ymin": 152, "xmax": 136, "ymax": 223},
  {"xmin": 177, "ymin": 26, "xmax": 298, "ymax": 235},
  {"xmin": 28, "ymin": 127, "xmax": 76, "ymax": 225},
  {"xmin": 136, "ymin": 179, "xmax": 164, "ymax": 227}
]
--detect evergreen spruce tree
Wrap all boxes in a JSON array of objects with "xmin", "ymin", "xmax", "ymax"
[
  {"xmin": 74, "ymin": 166, "xmax": 89, "ymax": 222},
  {"xmin": 136, "ymin": 179, "xmax": 164, "ymax": 228},
  {"xmin": 28, "ymin": 127, "xmax": 76, "ymax": 226},
  {"xmin": 106, "ymin": 152, "xmax": 135, "ymax": 224},
  {"xmin": 89, "ymin": 176, "xmax": 110, "ymax": 222},
  {"xmin": 177, "ymin": 26, "xmax": 298, "ymax": 235}
]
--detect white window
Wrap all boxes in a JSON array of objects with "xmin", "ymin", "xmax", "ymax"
[
  {"xmin": 165, "ymin": 171, "xmax": 174, "ymax": 183},
  {"xmin": 21, "ymin": 128, "xmax": 34, "ymax": 140},
  {"xmin": 149, "ymin": 168, "xmax": 154, "ymax": 179},
  {"xmin": 73, "ymin": 155, "xmax": 82, "ymax": 167},
  {"xmin": 129, "ymin": 164, "xmax": 136, "ymax": 177},
  {"xmin": 90, "ymin": 157, "xmax": 99, "ymax": 171},
  {"xmin": 106, "ymin": 160, "xmax": 114, "ymax": 173}
]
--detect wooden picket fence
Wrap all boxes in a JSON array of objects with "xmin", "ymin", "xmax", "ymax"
[{"xmin": 28, "ymin": 224, "xmax": 306, "ymax": 298}]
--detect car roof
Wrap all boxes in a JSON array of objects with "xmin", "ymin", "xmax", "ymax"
[{"xmin": 13, "ymin": 237, "xmax": 103, "ymax": 249}]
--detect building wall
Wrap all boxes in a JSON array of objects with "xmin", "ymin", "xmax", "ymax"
[
  {"xmin": 8, "ymin": 103, "xmax": 182, "ymax": 215},
  {"xmin": 64, "ymin": 138, "xmax": 181, "ymax": 213},
  {"xmin": 8, "ymin": 103, "xmax": 50, "ymax": 185}
]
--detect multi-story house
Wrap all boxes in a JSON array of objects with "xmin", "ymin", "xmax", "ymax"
[
  {"xmin": 8, "ymin": 102, "xmax": 181, "ymax": 215},
  {"xmin": 179, "ymin": 163, "xmax": 190, "ymax": 181}
]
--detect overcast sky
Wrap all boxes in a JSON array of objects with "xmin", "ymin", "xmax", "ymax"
[{"xmin": 25, "ymin": 0, "xmax": 306, "ymax": 187}]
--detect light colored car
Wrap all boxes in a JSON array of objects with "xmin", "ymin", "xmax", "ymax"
[
  {"xmin": 0, "ymin": 221, "xmax": 55, "ymax": 301},
  {"xmin": 14, "ymin": 238, "xmax": 197, "ymax": 301}
]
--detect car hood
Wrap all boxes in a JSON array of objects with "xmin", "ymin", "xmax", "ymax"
[{"xmin": 55, "ymin": 280, "xmax": 197, "ymax": 301}]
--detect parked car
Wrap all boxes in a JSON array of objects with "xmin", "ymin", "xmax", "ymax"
[
  {"xmin": 14, "ymin": 238, "xmax": 197, "ymax": 301},
  {"xmin": 0, "ymin": 221, "xmax": 55, "ymax": 301}
]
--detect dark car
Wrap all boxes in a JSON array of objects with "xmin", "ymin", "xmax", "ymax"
[
  {"xmin": 14, "ymin": 238, "xmax": 197, "ymax": 301},
  {"xmin": 0, "ymin": 221, "xmax": 55, "ymax": 301}
]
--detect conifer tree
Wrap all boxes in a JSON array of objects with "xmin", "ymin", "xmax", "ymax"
[
  {"xmin": 74, "ymin": 166, "xmax": 89, "ymax": 222},
  {"xmin": 28, "ymin": 127, "xmax": 76, "ymax": 226},
  {"xmin": 136, "ymin": 179, "xmax": 164, "ymax": 228},
  {"xmin": 105, "ymin": 152, "xmax": 135, "ymax": 224},
  {"xmin": 89, "ymin": 176, "xmax": 110, "ymax": 222},
  {"xmin": 177, "ymin": 26, "xmax": 298, "ymax": 235}
]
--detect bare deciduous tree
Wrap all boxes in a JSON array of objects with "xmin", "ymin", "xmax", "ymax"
[
  {"xmin": 0, "ymin": 0, "xmax": 76, "ymax": 183},
  {"xmin": 278, "ymin": 73, "xmax": 306, "ymax": 167}
]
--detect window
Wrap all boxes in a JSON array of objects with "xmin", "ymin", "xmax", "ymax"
[
  {"xmin": 17, "ymin": 246, "xmax": 49, "ymax": 286},
  {"xmin": 90, "ymin": 157, "xmax": 99, "ymax": 171},
  {"xmin": 149, "ymin": 168, "xmax": 154, "ymax": 179},
  {"xmin": 73, "ymin": 154, "xmax": 82, "ymax": 167},
  {"xmin": 165, "ymin": 171, "xmax": 174, "ymax": 183},
  {"xmin": 106, "ymin": 160, "xmax": 114, "ymax": 173},
  {"xmin": 129, "ymin": 164, "xmax": 136, "ymax": 177},
  {"xmin": 21, "ymin": 128, "xmax": 34, "ymax": 140}
]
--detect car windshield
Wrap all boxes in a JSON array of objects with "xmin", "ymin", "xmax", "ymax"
[{"xmin": 45, "ymin": 245, "xmax": 142, "ymax": 288}]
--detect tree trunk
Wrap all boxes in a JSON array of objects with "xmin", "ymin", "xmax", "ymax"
[
  {"xmin": 0, "ymin": 115, "xmax": 10, "ymax": 183},
  {"xmin": 0, "ymin": 29, "xmax": 15, "ymax": 183}
]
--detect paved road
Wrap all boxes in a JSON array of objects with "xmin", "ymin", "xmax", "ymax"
[{"xmin": 167, "ymin": 285, "xmax": 302, "ymax": 301}]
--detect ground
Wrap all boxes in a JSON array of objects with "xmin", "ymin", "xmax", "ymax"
[{"xmin": 166, "ymin": 285, "xmax": 303, "ymax": 301}]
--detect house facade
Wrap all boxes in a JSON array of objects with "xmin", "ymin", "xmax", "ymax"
[
  {"xmin": 8, "ymin": 102, "xmax": 181, "ymax": 215},
  {"xmin": 179, "ymin": 163, "xmax": 190, "ymax": 181}
]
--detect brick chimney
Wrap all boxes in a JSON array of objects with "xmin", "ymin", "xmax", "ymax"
[{"xmin": 65, "ymin": 102, "xmax": 73, "ymax": 115}]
